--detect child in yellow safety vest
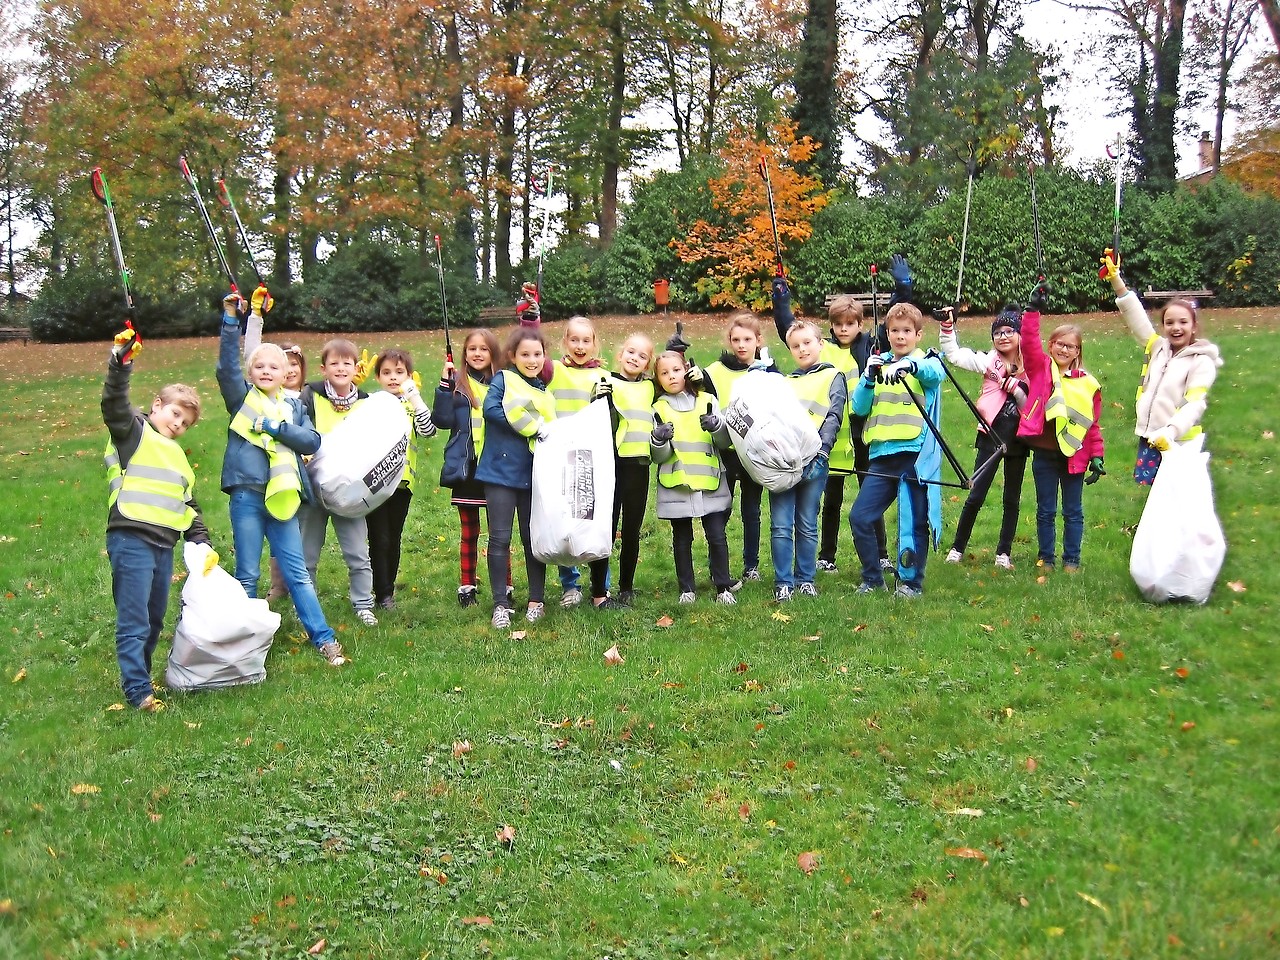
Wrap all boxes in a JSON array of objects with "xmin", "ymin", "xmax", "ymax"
[
  {"xmin": 547, "ymin": 315, "xmax": 610, "ymax": 607},
  {"xmin": 594, "ymin": 333, "xmax": 656, "ymax": 605},
  {"xmin": 1017, "ymin": 279, "xmax": 1106, "ymax": 572},
  {"xmin": 650, "ymin": 351, "xmax": 737, "ymax": 604},
  {"xmin": 299, "ymin": 339, "xmax": 378, "ymax": 625},
  {"xmin": 365, "ymin": 349, "xmax": 437, "ymax": 610},
  {"xmin": 1100, "ymin": 251, "xmax": 1221, "ymax": 485},
  {"xmin": 216, "ymin": 293, "xmax": 344, "ymax": 666},
  {"xmin": 769, "ymin": 319, "xmax": 848, "ymax": 602},
  {"xmin": 433, "ymin": 329, "xmax": 512, "ymax": 609},
  {"xmin": 103, "ymin": 325, "xmax": 214, "ymax": 711}
]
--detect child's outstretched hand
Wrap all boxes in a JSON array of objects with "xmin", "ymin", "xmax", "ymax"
[
  {"xmin": 251, "ymin": 283, "xmax": 274, "ymax": 316},
  {"xmin": 1085, "ymin": 456, "xmax": 1106, "ymax": 484},
  {"xmin": 111, "ymin": 323, "xmax": 142, "ymax": 363},
  {"xmin": 353, "ymin": 349, "xmax": 374, "ymax": 387},
  {"xmin": 1098, "ymin": 249, "xmax": 1121, "ymax": 283}
]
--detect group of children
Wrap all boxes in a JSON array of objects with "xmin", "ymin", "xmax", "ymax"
[{"xmin": 102, "ymin": 253, "xmax": 1221, "ymax": 707}]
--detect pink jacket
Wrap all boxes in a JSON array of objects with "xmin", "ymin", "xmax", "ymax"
[{"xmin": 1017, "ymin": 309, "xmax": 1104, "ymax": 474}]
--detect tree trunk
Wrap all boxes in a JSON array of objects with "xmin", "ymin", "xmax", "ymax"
[
  {"xmin": 271, "ymin": 137, "xmax": 293, "ymax": 286},
  {"xmin": 600, "ymin": 3, "xmax": 626, "ymax": 245},
  {"xmin": 1148, "ymin": 0, "xmax": 1187, "ymax": 187},
  {"xmin": 1260, "ymin": 0, "xmax": 1280, "ymax": 52},
  {"xmin": 447, "ymin": 12, "xmax": 476, "ymax": 278}
]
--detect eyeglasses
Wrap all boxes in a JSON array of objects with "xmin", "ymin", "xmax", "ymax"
[
  {"xmin": 992, "ymin": 329, "xmax": 1017, "ymax": 339},
  {"xmin": 1051, "ymin": 341, "xmax": 1080, "ymax": 353}
]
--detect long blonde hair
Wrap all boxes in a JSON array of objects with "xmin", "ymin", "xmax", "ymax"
[
  {"xmin": 456, "ymin": 329, "xmax": 503, "ymax": 408},
  {"xmin": 1047, "ymin": 323, "xmax": 1084, "ymax": 371}
]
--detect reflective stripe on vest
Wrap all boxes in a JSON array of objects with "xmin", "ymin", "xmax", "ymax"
[
  {"xmin": 230, "ymin": 388, "xmax": 303, "ymax": 520},
  {"xmin": 1135, "ymin": 333, "xmax": 1160, "ymax": 403},
  {"xmin": 862, "ymin": 352, "xmax": 925, "ymax": 444},
  {"xmin": 104, "ymin": 425, "xmax": 197, "ymax": 531},
  {"xmin": 653, "ymin": 397, "xmax": 719, "ymax": 491},
  {"xmin": 501, "ymin": 371, "xmax": 556, "ymax": 450},
  {"xmin": 550, "ymin": 362, "xmax": 601, "ymax": 417},
  {"xmin": 1046, "ymin": 365, "xmax": 1100, "ymax": 456},
  {"xmin": 803, "ymin": 359, "xmax": 854, "ymax": 471},
  {"xmin": 470, "ymin": 378, "xmax": 489, "ymax": 463},
  {"xmin": 612, "ymin": 378, "xmax": 655, "ymax": 458}
]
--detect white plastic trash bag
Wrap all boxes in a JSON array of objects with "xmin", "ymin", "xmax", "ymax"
[
  {"xmin": 1129, "ymin": 434, "xmax": 1226, "ymax": 604},
  {"xmin": 531, "ymin": 399, "xmax": 616, "ymax": 565},
  {"xmin": 307, "ymin": 391, "xmax": 410, "ymax": 518},
  {"xmin": 722, "ymin": 369, "xmax": 821, "ymax": 492},
  {"xmin": 165, "ymin": 543, "xmax": 280, "ymax": 692}
]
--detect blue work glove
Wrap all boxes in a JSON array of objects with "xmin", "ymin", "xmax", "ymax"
[
  {"xmin": 1085, "ymin": 456, "xmax": 1106, "ymax": 485},
  {"xmin": 803, "ymin": 452, "xmax": 828, "ymax": 482},
  {"xmin": 1028, "ymin": 278, "xmax": 1050, "ymax": 312},
  {"xmin": 251, "ymin": 416, "xmax": 280, "ymax": 437},
  {"xmin": 889, "ymin": 254, "xmax": 913, "ymax": 295},
  {"xmin": 771, "ymin": 275, "xmax": 790, "ymax": 306}
]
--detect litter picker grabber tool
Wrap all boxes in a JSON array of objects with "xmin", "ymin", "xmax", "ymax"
[
  {"xmin": 1106, "ymin": 133, "xmax": 1124, "ymax": 264},
  {"xmin": 535, "ymin": 163, "xmax": 555, "ymax": 301},
  {"xmin": 757, "ymin": 157, "xmax": 785, "ymax": 278},
  {"xmin": 1028, "ymin": 163, "xmax": 1045, "ymax": 280},
  {"xmin": 90, "ymin": 167, "xmax": 134, "ymax": 316},
  {"xmin": 216, "ymin": 178, "xmax": 266, "ymax": 288},
  {"xmin": 433, "ymin": 234, "xmax": 453, "ymax": 364},
  {"xmin": 956, "ymin": 153, "xmax": 976, "ymax": 305},
  {"xmin": 180, "ymin": 155, "xmax": 240, "ymax": 296},
  {"xmin": 869, "ymin": 263, "xmax": 890, "ymax": 353}
]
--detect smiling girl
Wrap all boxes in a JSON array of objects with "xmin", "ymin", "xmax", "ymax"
[{"xmin": 1101, "ymin": 252, "xmax": 1222, "ymax": 485}]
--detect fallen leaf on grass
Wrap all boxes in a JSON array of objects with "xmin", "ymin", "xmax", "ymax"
[
  {"xmin": 510, "ymin": 630, "xmax": 527, "ymax": 640},
  {"xmin": 797, "ymin": 851, "xmax": 819, "ymax": 874},
  {"xmin": 1112, "ymin": 649, "xmax": 1125, "ymax": 660},
  {"xmin": 1181, "ymin": 721, "xmax": 1196, "ymax": 732},
  {"xmin": 732, "ymin": 661, "xmax": 750, "ymax": 673},
  {"xmin": 945, "ymin": 846, "xmax": 989, "ymax": 863},
  {"xmin": 1026, "ymin": 757, "xmax": 1038, "ymax": 772},
  {"xmin": 1077, "ymin": 891, "xmax": 1109, "ymax": 914},
  {"xmin": 452, "ymin": 740, "xmax": 473, "ymax": 759},
  {"xmin": 496, "ymin": 824, "xmax": 516, "ymax": 848},
  {"xmin": 656, "ymin": 615, "xmax": 674, "ymax": 627},
  {"xmin": 742, "ymin": 679, "xmax": 761, "ymax": 692},
  {"xmin": 948, "ymin": 808, "xmax": 985, "ymax": 817},
  {"xmin": 1046, "ymin": 926, "xmax": 1065, "ymax": 937},
  {"xmin": 1175, "ymin": 666, "xmax": 1190, "ymax": 678},
  {"xmin": 738, "ymin": 803, "xmax": 751, "ymax": 822},
  {"xmin": 70, "ymin": 784, "xmax": 100, "ymax": 795},
  {"xmin": 979, "ymin": 624, "xmax": 995, "ymax": 634},
  {"xmin": 106, "ymin": 703, "xmax": 125, "ymax": 712},
  {"xmin": 11, "ymin": 668, "xmax": 25, "ymax": 683},
  {"xmin": 1035, "ymin": 575, "xmax": 1048, "ymax": 585},
  {"xmin": 853, "ymin": 624, "xmax": 867, "ymax": 632},
  {"xmin": 661, "ymin": 681, "xmax": 683, "ymax": 689},
  {"xmin": 603, "ymin": 644, "xmax": 624, "ymax": 666},
  {"xmin": 461, "ymin": 916, "xmax": 493, "ymax": 926},
  {"xmin": 307, "ymin": 938, "xmax": 327, "ymax": 954},
  {"xmin": 911, "ymin": 887, "xmax": 928, "ymax": 902},
  {"xmin": 1262, "ymin": 430, "xmax": 1274, "ymax": 440},
  {"xmin": 803, "ymin": 635, "xmax": 820, "ymax": 642},
  {"xmin": 771, "ymin": 609, "xmax": 792, "ymax": 623},
  {"xmin": 1226, "ymin": 580, "xmax": 1246, "ymax": 593},
  {"xmin": 276, "ymin": 894, "xmax": 297, "ymax": 908}
]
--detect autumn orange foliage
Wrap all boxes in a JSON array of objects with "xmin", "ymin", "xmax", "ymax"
[{"xmin": 672, "ymin": 120, "xmax": 830, "ymax": 310}]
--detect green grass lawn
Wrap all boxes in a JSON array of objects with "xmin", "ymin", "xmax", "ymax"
[{"xmin": 0, "ymin": 309, "xmax": 1276, "ymax": 959}]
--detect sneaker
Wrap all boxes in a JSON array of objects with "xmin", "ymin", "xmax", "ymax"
[
  {"xmin": 894, "ymin": 583, "xmax": 923, "ymax": 599},
  {"xmin": 1063, "ymin": 563, "xmax": 1080, "ymax": 573},
  {"xmin": 715, "ymin": 589, "xmax": 737, "ymax": 605},
  {"xmin": 616, "ymin": 589, "xmax": 636, "ymax": 606},
  {"xmin": 774, "ymin": 585, "xmax": 793, "ymax": 602},
  {"xmin": 593, "ymin": 597, "xmax": 626, "ymax": 611},
  {"xmin": 945, "ymin": 548, "xmax": 963, "ymax": 564},
  {"xmin": 136, "ymin": 694, "xmax": 166, "ymax": 713},
  {"xmin": 728, "ymin": 578, "xmax": 744, "ymax": 593},
  {"xmin": 816, "ymin": 559, "xmax": 838, "ymax": 573},
  {"xmin": 356, "ymin": 608, "xmax": 379, "ymax": 627},
  {"xmin": 526, "ymin": 602, "xmax": 546, "ymax": 623},
  {"xmin": 741, "ymin": 567, "xmax": 761, "ymax": 582},
  {"xmin": 856, "ymin": 581, "xmax": 884, "ymax": 595},
  {"xmin": 678, "ymin": 591, "xmax": 697, "ymax": 604},
  {"xmin": 880, "ymin": 557, "xmax": 894, "ymax": 570},
  {"xmin": 377, "ymin": 596, "xmax": 396, "ymax": 611},
  {"xmin": 797, "ymin": 582, "xmax": 818, "ymax": 597},
  {"xmin": 994, "ymin": 554, "xmax": 1014, "ymax": 570},
  {"xmin": 491, "ymin": 606, "xmax": 512, "ymax": 630},
  {"xmin": 319, "ymin": 641, "xmax": 346, "ymax": 666},
  {"xmin": 458, "ymin": 586, "xmax": 478, "ymax": 608},
  {"xmin": 560, "ymin": 588, "xmax": 583, "ymax": 609}
]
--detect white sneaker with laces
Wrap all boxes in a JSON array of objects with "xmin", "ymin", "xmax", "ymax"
[
  {"xmin": 319, "ymin": 641, "xmax": 346, "ymax": 666},
  {"xmin": 994, "ymin": 554, "xmax": 1014, "ymax": 570},
  {"xmin": 715, "ymin": 590, "xmax": 737, "ymax": 604},
  {"xmin": 356, "ymin": 608, "xmax": 379, "ymax": 627},
  {"xmin": 525, "ymin": 602, "xmax": 545, "ymax": 623},
  {"xmin": 797, "ymin": 582, "xmax": 818, "ymax": 597},
  {"xmin": 491, "ymin": 606, "xmax": 512, "ymax": 629},
  {"xmin": 560, "ymin": 588, "xmax": 582, "ymax": 609},
  {"xmin": 742, "ymin": 568, "xmax": 761, "ymax": 582},
  {"xmin": 815, "ymin": 559, "xmax": 838, "ymax": 573},
  {"xmin": 678, "ymin": 591, "xmax": 696, "ymax": 604},
  {"xmin": 944, "ymin": 548, "xmax": 963, "ymax": 564},
  {"xmin": 880, "ymin": 557, "xmax": 894, "ymax": 570}
]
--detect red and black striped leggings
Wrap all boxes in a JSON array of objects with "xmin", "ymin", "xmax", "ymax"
[{"xmin": 457, "ymin": 504, "xmax": 512, "ymax": 589}]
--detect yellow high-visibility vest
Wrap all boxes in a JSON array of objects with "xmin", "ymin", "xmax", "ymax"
[
  {"xmin": 230, "ymin": 388, "xmax": 303, "ymax": 520},
  {"xmin": 653, "ymin": 397, "xmax": 719, "ymax": 491},
  {"xmin": 1046, "ymin": 366, "xmax": 1101, "ymax": 456},
  {"xmin": 469, "ymin": 377, "xmax": 490, "ymax": 463},
  {"xmin": 104, "ymin": 425, "xmax": 197, "ymax": 531},
  {"xmin": 862, "ymin": 351, "xmax": 926, "ymax": 444},
  {"xmin": 501, "ymin": 371, "xmax": 557, "ymax": 450},
  {"xmin": 311, "ymin": 391, "xmax": 363, "ymax": 434},
  {"xmin": 549, "ymin": 361, "xmax": 604, "ymax": 417},
  {"xmin": 612, "ymin": 378, "xmax": 655, "ymax": 458},
  {"xmin": 819, "ymin": 343, "xmax": 858, "ymax": 472}
]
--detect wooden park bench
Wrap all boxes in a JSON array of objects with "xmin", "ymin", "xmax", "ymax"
[
  {"xmin": 0, "ymin": 326, "xmax": 32, "ymax": 345},
  {"xmin": 822, "ymin": 292, "xmax": 890, "ymax": 315},
  {"xmin": 1143, "ymin": 287, "xmax": 1215, "ymax": 303},
  {"xmin": 476, "ymin": 305, "xmax": 514, "ymax": 325}
]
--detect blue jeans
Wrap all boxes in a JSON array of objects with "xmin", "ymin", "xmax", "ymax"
[
  {"xmin": 229, "ymin": 489, "xmax": 335, "ymax": 649},
  {"xmin": 1031, "ymin": 449, "xmax": 1085, "ymax": 566},
  {"xmin": 107, "ymin": 530, "xmax": 174, "ymax": 706},
  {"xmin": 769, "ymin": 462, "xmax": 827, "ymax": 588},
  {"xmin": 850, "ymin": 451, "xmax": 927, "ymax": 590}
]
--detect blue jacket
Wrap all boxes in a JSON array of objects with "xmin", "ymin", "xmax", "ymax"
[
  {"xmin": 475, "ymin": 369, "xmax": 547, "ymax": 490},
  {"xmin": 432, "ymin": 371, "xmax": 490, "ymax": 488},
  {"xmin": 217, "ymin": 318, "xmax": 321, "ymax": 499}
]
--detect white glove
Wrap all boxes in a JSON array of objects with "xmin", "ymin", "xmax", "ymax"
[
  {"xmin": 882, "ymin": 358, "xmax": 917, "ymax": 384},
  {"xmin": 535, "ymin": 419, "xmax": 552, "ymax": 442},
  {"xmin": 401, "ymin": 379, "xmax": 428, "ymax": 413},
  {"xmin": 748, "ymin": 347, "xmax": 773, "ymax": 372}
]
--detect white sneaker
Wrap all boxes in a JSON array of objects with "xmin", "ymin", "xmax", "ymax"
[
  {"xmin": 560, "ymin": 588, "xmax": 582, "ymax": 609},
  {"xmin": 741, "ymin": 568, "xmax": 761, "ymax": 582},
  {"xmin": 815, "ymin": 559, "xmax": 838, "ymax": 573},
  {"xmin": 994, "ymin": 553, "xmax": 1014, "ymax": 570},
  {"xmin": 356, "ymin": 608, "xmax": 379, "ymax": 627},
  {"xmin": 319, "ymin": 641, "xmax": 346, "ymax": 666},
  {"xmin": 797, "ymin": 582, "xmax": 818, "ymax": 597},
  {"xmin": 678, "ymin": 591, "xmax": 696, "ymax": 604},
  {"xmin": 880, "ymin": 557, "xmax": 894, "ymax": 570},
  {"xmin": 944, "ymin": 548, "xmax": 963, "ymax": 564},
  {"xmin": 491, "ymin": 606, "xmax": 512, "ymax": 629},
  {"xmin": 525, "ymin": 602, "xmax": 545, "ymax": 623},
  {"xmin": 774, "ymin": 585, "xmax": 793, "ymax": 602},
  {"xmin": 715, "ymin": 590, "xmax": 737, "ymax": 604}
]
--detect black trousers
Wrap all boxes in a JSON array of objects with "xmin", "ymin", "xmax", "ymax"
[{"xmin": 670, "ymin": 510, "xmax": 731, "ymax": 593}]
